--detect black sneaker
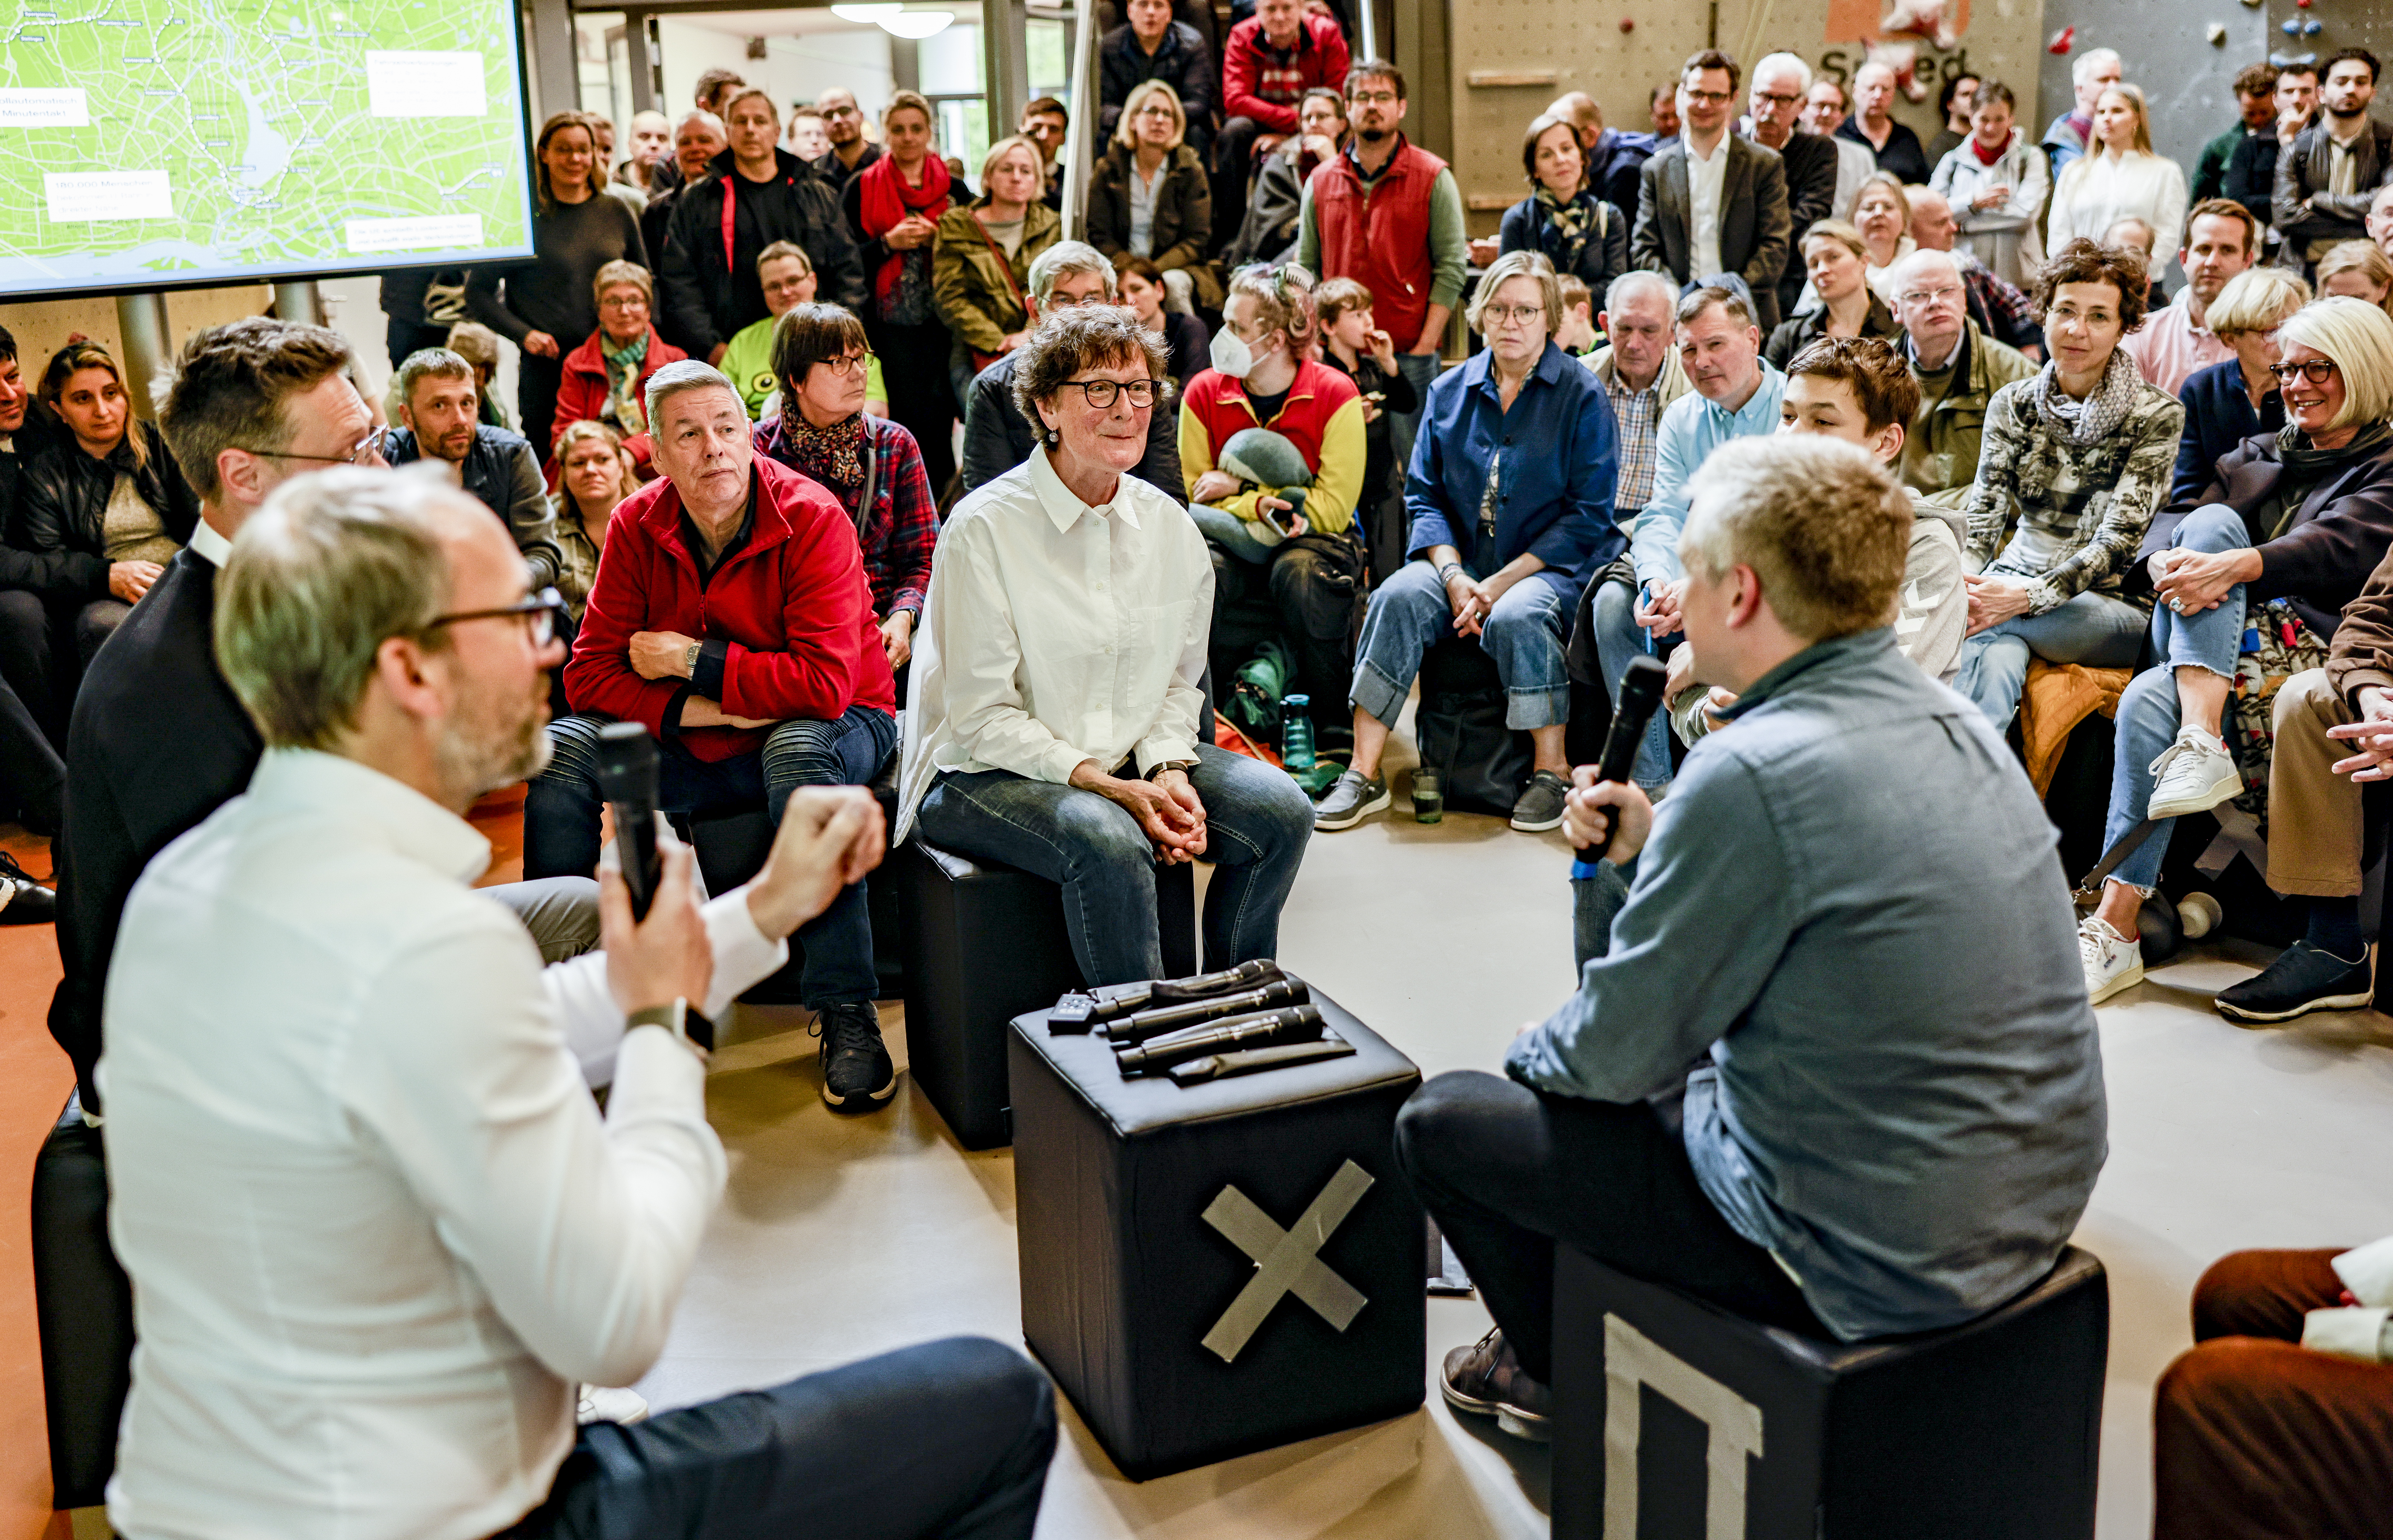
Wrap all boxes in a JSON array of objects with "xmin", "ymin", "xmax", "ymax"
[
  {"xmin": 2215, "ymin": 941, "xmax": 2374, "ymax": 1025},
  {"xmin": 0, "ymin": 851, "xmax": 55, "ymax": 926},
  {"xmin": 1509, "ymin": 770, "xmax": 1571, "ymax": 833},
  {"xmin": 813, "ymin": 1002, "xmax": 897, "ymax": 1109}
]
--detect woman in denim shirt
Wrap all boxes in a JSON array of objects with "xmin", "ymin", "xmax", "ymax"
[{"xmin": 1315, "ymin": 250, "xmax": 1620, "ymax": 835}]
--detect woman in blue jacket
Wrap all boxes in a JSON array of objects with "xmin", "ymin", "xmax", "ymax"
[
  {"xmin": 1496, "ymin": 115, "xmax": 1630, "ymax": 296},
  {"xmin": 1316, "ymin": 250, "xmax": 1620, "ymax": 836},
  {"xmin": 2170, "ymin": 266, "xmax": 2306, "ymax": 504}
]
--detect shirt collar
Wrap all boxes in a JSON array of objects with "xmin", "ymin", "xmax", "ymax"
[
  {"xmin": 188, "ymin": 513, "xmax": 235, "ymax": 568},
  {"xmin": 1029, "ymin": 444, "xmax": 1141, "ymax": 532},
  {"xmin": 245, "ymin": 746, "xmax": 491, "ymax": 885},
  {"xmin": 1703, "ymin": 362, "xmax": 1781, "ymax": 427},
  {"xmin": 1467, "ymin": 340, "xmax": 1569, "ymax": 396}
]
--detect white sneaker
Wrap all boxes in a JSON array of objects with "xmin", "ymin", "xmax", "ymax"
[
  {"xmin": 2080, "ymin": 915, "xmax": 2144, "ymax": 1005},
  {"xmin": 577, "ymin": 1385, "xmax": 650, "ymax": 1425},
  {"xmin": 2146, "ymin": 726, "xmax": 2243, "ymax": 820}
]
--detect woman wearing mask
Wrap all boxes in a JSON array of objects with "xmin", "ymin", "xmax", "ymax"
[
  {"xmin": 844, "ymin": 91, "xmax": 957, "ymax": 492},
  {"xmin": 1932, "ymin": 79, "xmax": 2048, "ymax": 290},
  {"xmin": 933, "ymin": 135, "xmax": 1060, "ymax": 411},
  {"xmin": 19, "ymin": 341, "xmax": 199, "ymax": 667}
]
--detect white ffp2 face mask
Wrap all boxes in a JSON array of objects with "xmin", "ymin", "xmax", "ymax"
[{"xmin": 1209, "ymin": 327, "xmax": 1254, "ymax": 379}]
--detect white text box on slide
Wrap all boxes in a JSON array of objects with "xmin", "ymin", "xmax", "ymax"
[
  {"xmin": 365, "ymin": 52, "xmax": 487, "ymax": 118},
  {"xmin": 0, "ymin": 88, "xmax": 89, "ymax": 128},
  {"xmin": 345, "ymin": 214, "xmax": 486, "ymax": 253},
  {"xmin": 45, "ymin": 170, "xmax": 173, "ymax": 221}
]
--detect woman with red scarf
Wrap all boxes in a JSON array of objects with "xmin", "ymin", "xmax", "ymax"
[{"xmin": 841, "ymin": 90, "xmax": 956, "ymax": 493}]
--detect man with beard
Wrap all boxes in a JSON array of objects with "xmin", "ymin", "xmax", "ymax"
[
  {"xmin": 2274, "ymin": 47, "xmax": 2393, "ymax": 278},
  {"xmin": 98, "ymin": 467, "xmax": 1057, "ymax": 1540},
  {"xmin": 810, "ymin": 86, "xmax": 883, "ymax": 195},
  {"xmin": 381, "ymin": 348, "xmax": 564, "ymax": 595},
  {"xmin": 46, "ymin": 320, "xmax": 599, "ymax": 1119}
]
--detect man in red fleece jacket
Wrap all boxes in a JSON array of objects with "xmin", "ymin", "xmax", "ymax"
[
  {"xmin": 525, "ymin": 359, "xmax": 903, "ymax": 1107},
  {"xmin": 1215, "ymin": 0, "xmax": 1349, "ymax": 266}
]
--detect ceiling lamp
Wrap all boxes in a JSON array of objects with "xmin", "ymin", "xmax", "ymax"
[
  {"xmin": 830, "ymin": 4, "xmax": 903, "ymax": 20},
  {"xmin": 877, "ymin": 10, "xmax": 953, "ymax": 36}
]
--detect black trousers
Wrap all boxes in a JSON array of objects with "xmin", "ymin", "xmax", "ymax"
[
  {"xmin": 867, "ymin": 317, "xmax": 956, "ymax": 497},
  {"xmin": 1394, "ymin": 1070, "xmax": 1822, "ymax": 1383},
  {"xmin": 386, "ymin": 317, "xmax": 453, "ymax": 374},
  {"xmin": 517, "ymin": 349, "xmax": 568, "ymax": 467},
  {"xmin": 0, "ymin": 589, "xmax": 64, "ymax": 831},
  {"xmin": 499, "ymin": 1337, "xmax": 1056, "ymax": 1540},
  {"xmin": 1211, "ymin": 116, "xmax": 1277, "ymax": 260},
  {"xmin": 1210, "ymin": 530, "xmax": 1361, "ymax": 727}
]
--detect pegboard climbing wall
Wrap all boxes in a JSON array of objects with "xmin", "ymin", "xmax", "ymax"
[{"xmin": 2036, "ymin": 0, "xmax": 2271, "ymax": 175}]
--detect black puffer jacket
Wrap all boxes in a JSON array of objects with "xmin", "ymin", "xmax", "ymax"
[
  {"xmin": 660, "ymin": 147, "xmax": 866, "ymax": 356},
  {"xmin": 17, "ymin": 419, "xmax": 199, "ymax": 599}
]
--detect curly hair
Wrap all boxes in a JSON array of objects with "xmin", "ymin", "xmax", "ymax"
[
  {"xmin": 2031, "ymin": 238, "xmax": 2152, "ymax": 334},
  {"xmin": 1009, "ymin": 306, "xmax": 1172, "ymax": 444}
]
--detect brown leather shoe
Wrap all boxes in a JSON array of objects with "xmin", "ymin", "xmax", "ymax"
[{"xmin": 1439, "ymin": 1327, "xmax": 1552, "ymax": 1442}]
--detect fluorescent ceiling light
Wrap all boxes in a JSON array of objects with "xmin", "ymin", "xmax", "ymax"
[
  {"xmin": 877, "ymin": 10, "xmax": 952, "ymax": 36},
  {"xmin": 830, "ymin": 4, "xmax": 903, "ymax": 20}
]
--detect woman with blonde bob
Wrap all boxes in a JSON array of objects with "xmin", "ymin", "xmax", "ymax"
[
  {"xmin": 548, "ymin": 418, "xmax": 636, "ymax": 619},
  {"xmin": 2047, "ymin": 82, "xmax": 2189, "ymax": 260},
  {"xmin": 2079, "ymin": 296, "xmax": 2393, "ymax": 1004},
  {"xmin": 932, "ymin": 134, "xmax": 1061, "ymax": 405},
  {"xmin": 2171, "ymin": 266, "xmax": 2311, "ymax": 503},
  {"xmin": 2313, "ymin": 238, "xmax": 2393, "ymax": 312},
  {"xmin": 1087, "ymin": 79, "xmax": 1220, "ymax": 314}
]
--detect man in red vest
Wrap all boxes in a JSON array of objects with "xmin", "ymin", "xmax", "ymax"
[{"xmin": 1296, "ymin": 60, "xmax": 1468, "ymax": 487}]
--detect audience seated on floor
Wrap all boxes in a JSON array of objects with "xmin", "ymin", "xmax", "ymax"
[
  {"xmin": 933, "ymin": 135, "xmax": 1062, "ymax": 411},
  {"xmin": 901, "ymin": 305, "xmax": 1313, "ymax": 987},
  {"xmin": 1763, "ymin": 220, "xmax": 1903, "ymax": 369},
  {"xmin": 1316, "ymin": 250, "xmax": 1618, "ymax": 836},
  {"xmin": 1885, "ymin": 247, "xmax": 2038, "ymax": 499},
  {"xmin": 20, "ymin": 342, "xmax": 197, "ymax": 672},
  {"xmin": 1117, "ymin": 253, "xmax": 1211, "ymax": 386},
  {"xmin": 2172, "ymin": 266, "xmax": 2309, "ymax": 504},
  {"xmin": 751, "ymin": 303, "xmax": 936, "ymax": 681},
  {"xmin": 1952, "ymin": 239, "xmax": 2184, "ymax": 736},
  {"xmin": 1397, "ymin": 433, "xmax": 2106, "ymax": 1443},
  {"xmin": 552, "ymin": 259, "xmax": 690, "ymax": 475},
  {"xmin": 958, "ymin": 242, "xmax": 1182, "ymax": 499},
  {"xmin": 1313, "ymin": 275, "xmax": 1420, "ymax": 578},
  {"xmin": 548, "ymin": 418, "xmax": 635, "ymax": 621},
  {"xmin": 528, "ymin": 359, "xmax": 901, "ymax": 1109},
  {"xmin": 1588, "ymin": 284, "xmax": 1785, "ymax": 794},
  {"xmin": 98, "ymin": 465, "xmax": 1056, "ymax": 1540},
  {"xmin": 383, "ymin": 349, "xmax": 568, "ymax": 599},
  {"xmin": 1181, "ymin": 263, "xmax": 1366, "ymax": 741},
  {"xmin": 2122, "ymin": 198, "xmax": 2261, "ymax": 395},
  {"xmin": 1088, "ymin": 81, "xmax": 1220, "ymax": 317}
]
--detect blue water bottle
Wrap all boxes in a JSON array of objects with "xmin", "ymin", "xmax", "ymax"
[{"xmin": 1281, "ymin": 694, "xmax": 1315, "ymax": 770}]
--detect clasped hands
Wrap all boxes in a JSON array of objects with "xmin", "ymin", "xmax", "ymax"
[
  {"xmin": 630, "ymin": 629, "xmax": 774, "ymax": 730},
  {"xmin": 1071, "ymin": 759, "xmax": 1208, "ymax": 864},
  {"xmin": 2149, "ymin": 545, "xmax": 2262, "ymax": 615}
]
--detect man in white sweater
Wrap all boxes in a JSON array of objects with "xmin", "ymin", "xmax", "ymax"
[{"xmin": 98, "ymin": 468, "xmax": 1055, "ymax": 1540}]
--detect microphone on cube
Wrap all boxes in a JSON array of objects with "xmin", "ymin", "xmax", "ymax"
[{"xmin": 1586, "ymin": 653, "xmax": 1670, "ymax": 860}]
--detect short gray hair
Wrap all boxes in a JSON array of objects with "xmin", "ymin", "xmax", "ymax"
[
  {"xmin": 644, "ymin": 358, "xmax": 741, "ymax": 433},
  {"xmin": 1678, "ymin": 436, "xmax": 1912, "ymax": 643},
  {"xmin": 675, "ymin": 108, "xmax": 725, "ymax": 139},
  {"xmin": 1752, "ymin": 52, "xmax": 1813, "ymax": 92},
  {"xmin": 1029, "ymin": 240, "xmax": 1117, "ymax": 303},
  {"xmin": 1467, "ymin": 249, "xmax": 1562, "ymax": 335},
  {"xmin": 1887, "ymin": 245, "xmax": 1962, "ymax": 297},
  {"xmin": 215, "ymin": 466, "xmax": 464, "ymax": 750},
  {"xmin": 1604, "ymin": 269, "xmax": 1678, "ymax": 315},
  {"xmin": 394, "ymin": 348, "xmax": 474, "ymax": 411},
  {"xmin": 2073, "ymin": 47, "xmax": 2123, "ymax": 87}
]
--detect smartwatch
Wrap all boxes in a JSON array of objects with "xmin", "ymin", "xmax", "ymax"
[
  {"xmin": 682, "ymin": 641, "xmax": 703, "ymax": 677},
  {"xmin": 628, "ymin": 996, "xmax": 715, "ymax": 1057}
]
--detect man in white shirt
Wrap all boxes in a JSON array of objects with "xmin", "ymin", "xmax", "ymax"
[
  {"xmin": 1629, "ymin": 50, "xmax": 1793, "ymax": 331},
  {"xmin": 101, "ymin": 467, "xmax": 1057, "ymax": 1540},
  {"xmin": 2123, "ymin": 199, "xmax": 2261, "ymax": 394},
  {"xmin": 903, "ymin": 305, "xmax": 1312, "ymax": 986}
]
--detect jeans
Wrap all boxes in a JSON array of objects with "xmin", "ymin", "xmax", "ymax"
[
  {"xmin": 498, "ymin": 1337, "xmax": 1056, "ymax": 1540},
  {"xmin": 1353, "ymin": 560, "xmax": 1573, "ymax": 731},
  {"xmin": 913, "ymin": 742, "xmax": 1312, "ymax": 986},
  {"xmin": 1394, "ymin": 1071, "xmax": 1823, "ymax": 1383},
  {"xmin": 2101, "ymin": 504, "xmax": 2250, "ymax": 892},
  {"xmin": 1952, "ymin": 588, "xmax": 2149, "ymax": 735},
  {"xmin": 0, "ymin": 588, "xmax": 63, "ymax": 830},
  {"xmin": 526, "ymin": 706, "xmax": 898, "ymax": 1006},
  {"xmin": 1588, "ymin": 575, "xmax": 1677, "ymax": 789},
  {"xmin": 1388, "ymin": 351, "xmax": 1439, "ymax": 495},
  {"xmin": 1571, "ymin": 857, "xmax": 1635, "ymax": 971}
]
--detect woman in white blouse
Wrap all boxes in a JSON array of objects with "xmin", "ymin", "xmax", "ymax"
[
  {"xmin": 897, "ymin": 305, "xmax": 1312, "ymax": 985},
  {"xmin": 2047, "ymin": 83, "xmax": 2188, "ymax": 263},
  {"xmin": 1931, "ymin": 78, "xmax": 2048, "ymax": 289}
]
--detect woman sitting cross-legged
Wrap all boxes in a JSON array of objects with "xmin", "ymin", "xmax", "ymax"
[
  {"xmin": 2171, "ymin": 267, "xmax": 2308, "ymax": 505},
  {"xmin": 2079, "ymin": 295, "xmax": 2393, "ymax": 1003},
  {"xmin": 898, "ymin": 305, "xmax": 1313, "ymax": 987},
  {"xmin": 1313, "ymin": 250, "xmax": 1620, "ymax": 835},
  {"xmin": 1952, "ymin": 239, "xmax": 2185, "ymax": 735}
]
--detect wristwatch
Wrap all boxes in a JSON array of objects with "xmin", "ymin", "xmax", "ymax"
[
  {"xmin": 1145, "ymin": 759, "xmax": 1196, "ymax": 782},
  {"xmin": 628, "ymin": 996, "xmax": 715, "ymax": 1057},
  {"xmin": 682, "ymin": 641, "xmax": 703, "ymax": 677}
]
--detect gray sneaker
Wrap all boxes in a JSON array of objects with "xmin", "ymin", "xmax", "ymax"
[
  {"xmin": 1314, "ymin": 768, "xmax": 1392, "ymax": 830},
  {"xmin": 1509, "ymin": 770, "xmax": 1571, "ymax": 832}
]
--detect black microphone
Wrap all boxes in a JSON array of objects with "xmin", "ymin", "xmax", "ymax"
[
  {"xmin": 1102, "ymin": 978, "xmax": 1312, "ymax": 1044},
  {"xmin": 1116, "ymin": 1005, "xmax": 1324, "ymax": 1075},
  {"xmin": 1048, "ymin": 960, "xmax": 1286, "ymax": 1032},
  {"xmin": 1587, "ymin": 653, "xmax": 1669, "ymax": 859},
  {"xmin": 592, "ymin": 722, "xmax": 662, "ymax": 920}
]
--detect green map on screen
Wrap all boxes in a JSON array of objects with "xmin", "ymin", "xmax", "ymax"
[{"xmin": 0, "ymin": 0, "xmax": 535, "ymax": 297}]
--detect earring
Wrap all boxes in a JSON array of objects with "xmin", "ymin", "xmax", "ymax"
[{"xmin": 1045, "ymin": 428, "xmax": 1061, "ymax": 446}]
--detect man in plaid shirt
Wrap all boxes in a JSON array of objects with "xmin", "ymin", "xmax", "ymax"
[{"xmin": 1906, "ymin": 188, "xmax": 2045, "ymax": 358}]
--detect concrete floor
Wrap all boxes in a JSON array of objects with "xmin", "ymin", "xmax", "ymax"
[{"xmin": 641, "ymin": 725, "xmax": 2393, "ymax": 1540}]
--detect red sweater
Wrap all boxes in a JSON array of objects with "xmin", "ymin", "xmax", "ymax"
[
  {"xmin": 566, "ymin": 453, "xmax": 896, "ymax": 762},
  {"xmin": 552, "ymin": 325, "xmax": 689, "ymax": 471},
  {"xmin": 1221, "ymin": 13, "xmax": 1349, "ymax": 135}
]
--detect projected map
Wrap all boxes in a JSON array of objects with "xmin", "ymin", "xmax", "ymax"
[{"xmin": 0, "ymin": 0, "xmax": 535, "ymax": 297}]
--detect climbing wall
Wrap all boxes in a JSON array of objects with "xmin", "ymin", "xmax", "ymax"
[{"xmin": 2036, "ymin": 0, "xmax": 2272, "ymax": 176}]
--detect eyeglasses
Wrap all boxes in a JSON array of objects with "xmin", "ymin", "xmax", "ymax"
[
  {"xmin": 2269, "ymin": 358, "xmax": 2341, "ymax": 384},
  {"xmin": 426, "ymin": 587, "xmax": 570, "ymax": 646},
  {"xmin": 1349, "ymin": 90, "xmax": 1400, "ymax": 106},
  {"xmin": 814, "ymin": 352, "xmax": 876, "ymax": 378},
  {"xmin": 599, "ymin": 294, "xmax": 648, "ymax": 312},
  {"xmin": 1896, "ymin": 284, "xmax": 1965, "ymax": 306},
  {"xmin": 1481, "ymin": 304, "xmax": 1546, "ymax": 326},
  {"xmin": 1057, "ymin": 378, "xmax": 1163, "ymax": 408},
  {"xmin": 231, "ymin": 428, "xmax": 387, "ymax": 466},
  {"xmin": 1682, "ymin": 89, "xmax": 1734, "ymax": 105},
  {"xmin": 1752, "ymin": 91, "xmax": 1804, "ymax": 106},
  {"xmin": 1134, "ymin": 104, "xmax": 1178, "ymax": 119}
]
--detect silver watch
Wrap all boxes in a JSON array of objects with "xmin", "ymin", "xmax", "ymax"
[{"xmin": 683, "ymin": 641, "xmax": 702, "ymax": 676}]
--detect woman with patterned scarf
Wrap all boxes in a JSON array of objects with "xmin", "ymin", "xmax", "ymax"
[
  {"xmin": 1953, "ymin": 240, "xmax": 2183, "ymax": 736},
  {"xmin": 1494, "ymin": 114, "xmax": 1628, "ymax": 295},
  {"xmin": 551, "ymin": 259, "xmax": 688, "ymax": 476},
  {"xmin": 752, "ymin": 303, "xmax": 938, "ymax": 684},
  {"xmin": 841, "ymin": 90, "xmax": 956, "ymax": 493},
  {"xmin": 2077, "ymin": 296, "xmax": 2393, "ymax": 1006}
]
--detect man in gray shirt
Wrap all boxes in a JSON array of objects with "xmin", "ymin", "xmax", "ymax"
[{"xmin": 1398, "ymin": 434, "xmax": 2106, "ymax": 1440}]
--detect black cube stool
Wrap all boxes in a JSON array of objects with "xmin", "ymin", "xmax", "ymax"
[
  {"xmin": 1009, "ymin": 987, "xmax": 1424, "ymax": 1479},
  {"xmin": 893, "ymin": 839, "xmax": 1196, "ymax": 1149},
  {"xmin": 32, "ymin": 1093, "xmax": 133, "ymax": 1511},
  {"xmin": 1549, "ymin": 1244, "xmax": 2108, "ymax": 1540}
]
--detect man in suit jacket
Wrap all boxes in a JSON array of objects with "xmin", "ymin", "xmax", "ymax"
[
  {"xmin": 1631, "ymin": 49, "xmax": 1794, "ymax": 332},
  {"xmin": 2274, "ymin": 48, "xmax": 2393, "ymax": 275},
  {"xmin": 1739, "ymin": 52, "xmax": 1838, "ymax": 322}
]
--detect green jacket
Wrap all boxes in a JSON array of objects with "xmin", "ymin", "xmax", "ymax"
[
  {"xmin": 1902, "ymin": 322, "xmax": 2037, "ymax": 503},
  {"xmin": 931, "ymin": 199, "xmax": 1062, "ymax": 355}
]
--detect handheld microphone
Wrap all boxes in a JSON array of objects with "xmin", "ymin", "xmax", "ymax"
[
  {"xmin": 592, "ymin": 722, "xmax": 662, "ymax": 920},
  {"xmin": 1585, "ymin": 653, "xmax": 1669, "ymax": 860},
  {"xmin": 1103, "ymin": 978, "xmax": 1311, "ymax": 1044},
  {"xmin": 1116, "ymin": 1005, "xmax": 1324, "ymax": 1075},
  {"xmin": 1048, "ymin": 961, "xmax": 1285, "ymax": 1032}
]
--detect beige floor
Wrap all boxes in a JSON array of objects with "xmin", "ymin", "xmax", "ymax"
[{"xmin": 648, "ymin": 724, "xmax": 2393, "ymax": 1538}]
